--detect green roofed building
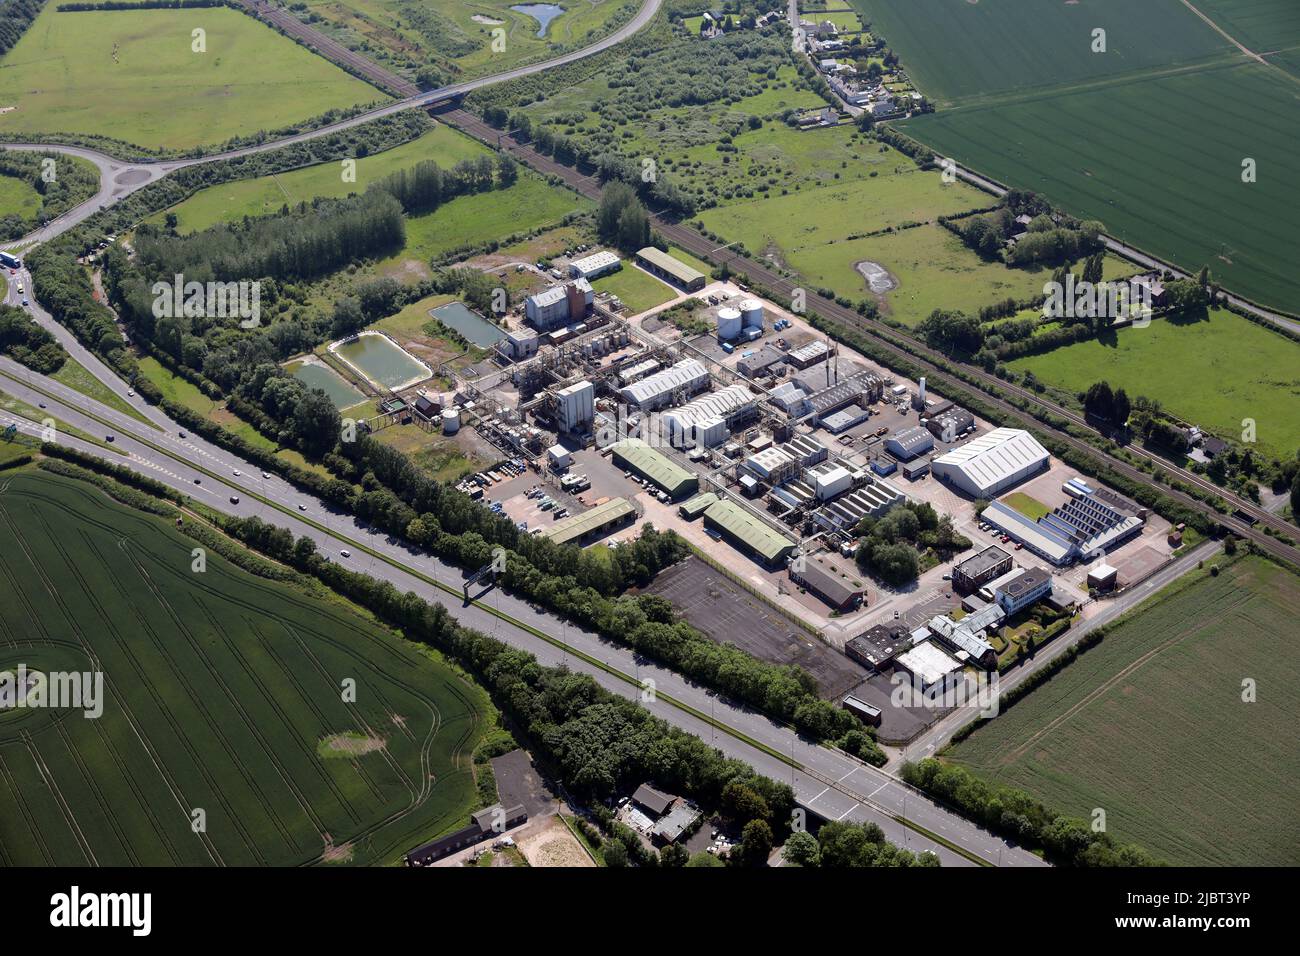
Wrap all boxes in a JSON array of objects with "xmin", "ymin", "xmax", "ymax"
[
  {"xmin": 635, "ymin": 247, "xmax": 706, "ymax": 292},
  {"xmin": 611, "ymin": 438, "xmax": 699, "ymax": 499},
  {"xmin": 703, "ymin": 500, "xmax": 795, "ymax": 567},
  {"xmin": 678, "ymin": 491, "xmax": 719, "ymax": 520},
  {"xmin": 542, "ymin": 497, "xmax": 637, "ymax": 546}
]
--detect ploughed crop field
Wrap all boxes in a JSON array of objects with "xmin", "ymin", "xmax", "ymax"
[
  {"xmin": 0, "ymin": 473, "xmax": 488, "ymax": 866},
  {"xmin": 1008, "ymin": 307, "xmax": 1300, "ymax": 460},
  {"xmin": 0, "ymin": 8, "xmax": 384, "ymax": 151},
  {"xmin": 865, "ymin": 0, "xmax": 1300, "ymax": 312},
  {"xmin": 945, "ymin": 556, "xmax": 1300, "ymax": 867}
]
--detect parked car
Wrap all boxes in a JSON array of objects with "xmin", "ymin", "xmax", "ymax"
[
  {"xmin": 230, "ymin": 495, "xmax": 240, "ymax": 504},
  {"xmin": 340, "ymin": 549, "xmax": 351, "ymax": 558}
]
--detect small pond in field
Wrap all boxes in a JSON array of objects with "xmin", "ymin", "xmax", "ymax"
[{"xmin": 511, "ymin": 4, "xmax": 565, "ymax": 38}]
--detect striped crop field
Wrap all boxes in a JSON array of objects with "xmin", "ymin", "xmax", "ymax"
[{"xmin": 0, "ymin": 471, "xmax": 490, "ymax": 866}]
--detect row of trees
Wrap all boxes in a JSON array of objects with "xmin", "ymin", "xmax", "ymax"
[
  {"xmin": 373, "ymin": 154, "xmax": 517, "ymax": 216},
  {"xmin": 134, "ymin": 190, "xmax": 406, "ymax": 284},
  {"xmin": 903, "ymin": 759, "xmax": 1159, "ymax": 866},
  {"xmin": 0, "ymin": 0, "xmax": 43, "ymax": 59},
  {"xmin": 0, "ymin": 305, "xmax": 66, "ymax": 374},
  {"xmin": 216, "ymin": 506, "xmax": 926, "ymax": 869},
  {"xmin": 1083, "ymin": 380, "xmax": 1132, "ymax": 426},
  {"xmin": 218, "ymin": 511, "xmax": 824, "ymax": 867},
  {"xmin": 0, "ymin": 149, "xmax": 100, "ymax": 240}
]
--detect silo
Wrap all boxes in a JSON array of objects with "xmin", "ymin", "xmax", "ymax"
[
  {"xmin": 739, "ymin": 298, "xmax": 765, "ymax": 329},
  {"xmin": 441, "ymin": 408, "xmax": 461, "ymax": 434},
  {"xmin": 717, "ymin": 306, "xmax": 743, "ymax": 341}
]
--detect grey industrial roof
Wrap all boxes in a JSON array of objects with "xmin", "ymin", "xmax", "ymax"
[
  {"xmin": 955, "ymin": 545, "xmax": 1012, "ymax": 579},
  {"xmin": 932, "ymin": 428, "xmax": 1049, "ymax": 492}
]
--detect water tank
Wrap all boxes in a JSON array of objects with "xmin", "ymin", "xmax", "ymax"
[
  {"xmin": 740, "ymin": 298, "xmax": 765, "ymax": 329},
  {"xmin": 717, "ymin": 306, "xmax": 743, "ymax": 341},
  {"xmin": 441, "ymin": 408, "xmax": 461, "ymax": 434}
]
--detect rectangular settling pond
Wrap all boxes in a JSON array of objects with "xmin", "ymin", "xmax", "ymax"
[
  {"xmin": 332, "ymin": 331, "xmax": 432, "ymax": 392},
  {"xmin": 430, "ymin": 301, "xmax": 505, "ymax": 348},
  {"xmin": 289, "ymin": 361, "xmax": 365, "ymax": 410}
]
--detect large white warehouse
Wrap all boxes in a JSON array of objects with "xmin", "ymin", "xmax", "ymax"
[
  {"xmin": 931, "ymin": 428, "xmax": 1050, "ymax": 498},
  {"xmin": 618, "ymin": 359, "xmax": 710, "ymax": 410}
]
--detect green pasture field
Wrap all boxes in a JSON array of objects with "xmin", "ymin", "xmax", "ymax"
[
  {"xmin": 155, "ymin": 125, "xmax": 490, "ymax": 234},
  {"xmin": 812, "ymin": 11, "xmax": 863, "ymax": 33},
  {"xmin": 850, "ymin": 0, "xmax": 1234, "ymax": 108},
  {"xmin": 899, "ymin": 62, "xmax": 1300, "ymax": 313},
  {"xmin": 1007, "ymin": 307, "xmax": 1300, "ymax": 459},
  {"xmin": 298, "ymin": 0, "xmax": 636, "ymax": 80},
  {"xmin": 0, "ymin": 471, "xmax": 492, "ymax": 866},
  {"xmin": 0, "ymin": 8, "xmax": 385, "ymax": 151},
  {"xmin": 591, "ymin": 265, "xmax": 676, "ymax": 314},
  {"xmin": 695, "ymin": 166, "xmax": 985, "ymax": 265},
  {"xmin": 0, "ymin": 174, "xmax": 41, "ymax": 221},
  {"xmin": 781, "ymin": 223, "xmax": 1054, "ymax": 326},
  {"xmin": 944, "ymin": 556, "xmax": 1300, "ymax": 866},
  {"xmin": 378, "ymin": 174, "xmax": 585, "ymax": 273}
]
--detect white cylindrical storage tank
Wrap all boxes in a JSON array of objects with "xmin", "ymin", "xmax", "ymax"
[
  {"xmin": 717, "ymin": 306, "xmax": 743, "ymax": 341},
  {"xmin": 918, "ymin": 377, "xmax": 927, "ymax": 406},
  {"xmin": 740, "ymin": 298, "xmax": 764, "ymax": 329},
  {"xmin": 441, "ymin": 408, "xmax": 461, "ymax": 434}
]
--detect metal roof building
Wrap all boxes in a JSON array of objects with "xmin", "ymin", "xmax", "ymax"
[
  {"xmin": 678, "ymin": 491, "xmax": 719, "ymax": 519},
  {"xmin": 635, "ymin": 247, "xmax": 706, "ymax": 291},
  {"xmin": 617, "ymin": 358, "xmax": 710, "ymax": 410},
  {"xmin": 886, "ymin": 426, "xmax": 935, "ymax": 461},
  {"xmin": 568, "ymin": 250, "xmax": 621, "ymax": 280},
  {"xmin": 542, "ymin": 497, "xmax": 637, "ymax": 546},
  {"xmin": 703, "ymin": 500, "xmax": 796, "ymax": 566},
  {"xmin": 611, "ymin": 438, "xmax": 699, "ymax": 499},
  {"xmin": 931, "ymin": 428, "xmax": 1050, "ymax": 498},
  {"xmin": 660, "ymin": 383, "xmax": 756, "ymax": 447}
]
